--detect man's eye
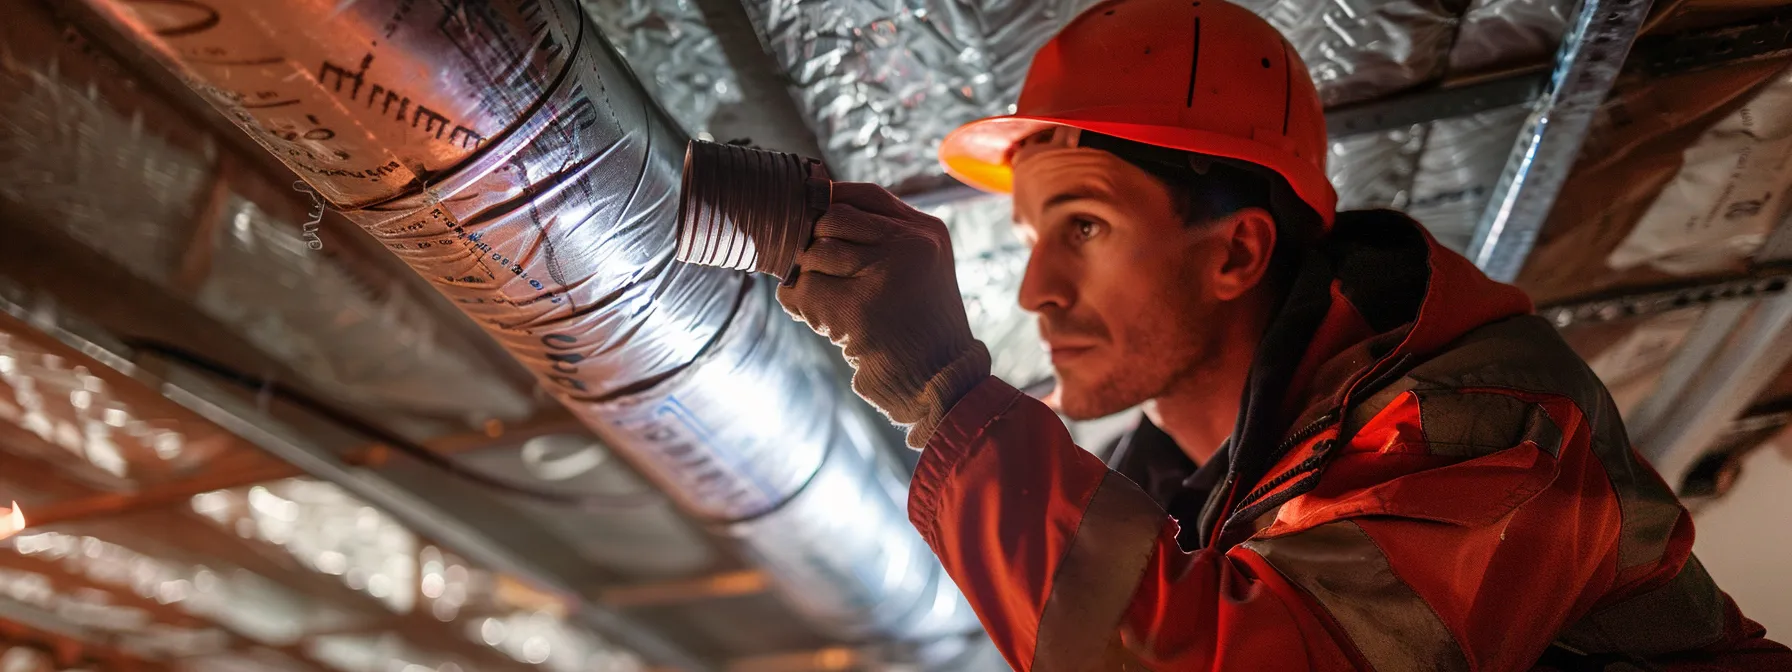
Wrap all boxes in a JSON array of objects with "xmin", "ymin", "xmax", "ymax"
[{"xmin": 1071, "ymin": 217, "xmax": 1105, "ymax": 242}]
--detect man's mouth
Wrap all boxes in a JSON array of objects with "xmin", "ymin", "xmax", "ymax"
[{"xmin": 1046, "ymin": 341, "xmax": 1097, "ymax": 364}]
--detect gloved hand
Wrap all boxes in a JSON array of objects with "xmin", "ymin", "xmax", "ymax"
[{"xmin": 778, "ymin": 182, "xmax": 992, "ymax": 449}]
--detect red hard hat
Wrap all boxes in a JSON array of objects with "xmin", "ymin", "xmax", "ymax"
[{"xmin": 939, "ymin": 0, "xmax": 1337, "ymax": 225}]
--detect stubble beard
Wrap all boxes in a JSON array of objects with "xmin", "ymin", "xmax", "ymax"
[{"xmin": 1053, "ymin": 315, "xmax": 1220, "ymax": 421}]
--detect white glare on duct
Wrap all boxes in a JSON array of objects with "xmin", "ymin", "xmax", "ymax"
[
  {"xmin": 368, "ymin": 574, "xmax": 393, "ymax": 599},
  {"xmin": 0, "ymin": 502, "xmax": 23, "ymax": 541}
]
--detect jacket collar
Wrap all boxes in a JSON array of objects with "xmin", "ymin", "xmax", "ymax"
[{"xmin": 1109, "ymin": 210, "xmax": 1534, "ymax": 545}]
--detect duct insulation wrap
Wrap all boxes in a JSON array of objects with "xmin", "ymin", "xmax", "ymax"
[
  {"xmin": 82, "ymin": 0, "xmax": 973, "ymax": 640},
  {"xmin": 0, "ymin": 13, "xmax": 537, "ymax": 424}
]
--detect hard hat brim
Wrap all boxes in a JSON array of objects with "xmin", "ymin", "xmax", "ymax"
[{"xmin": 940, "ymin": 114, "xmax": 1338, "ymax": 224}]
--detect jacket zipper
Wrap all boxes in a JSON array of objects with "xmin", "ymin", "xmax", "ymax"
[
  {"xmin": 1227, "ymin": 353, "xmax": 1420, "ymax": 519},
  {"xmin": 1206, "ymin": 411, "xmax": 1336, "ymax": 546},
  {"xmin": 1234, "ymin": 412, "xmax": 1335, "ymax": 506}
]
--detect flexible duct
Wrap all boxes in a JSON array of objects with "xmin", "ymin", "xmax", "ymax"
[{"xmin": 80, "ymin": 0, "xmax": 972, "ymax": 643}]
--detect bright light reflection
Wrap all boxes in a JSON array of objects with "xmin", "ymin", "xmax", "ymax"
[
  {"xmin": 0, "ymin": 502, "xmax": 24, "ymax": 541},
  {"xmin": 480, "ymin": 618, "xmax": 506, "ymax": 646},
  {"xmin": 421, "ymin": 573, "xmax": 445, "ymax": 599},
  {"xmin": 522, "ymin": 636, "xmax": 550, "ymax": 664}
]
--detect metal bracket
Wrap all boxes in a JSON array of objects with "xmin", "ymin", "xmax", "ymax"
[
  {"xmin": 1467, "ymin": 0, "xmax": 1656, "ymax": 282},
  {"xmin": 1634, "ymin": 8, "xmax": 1792, "ymax": 77},
  {"xmin": 1325, "ymin": 69, "xmax": 1550, "ymax": 137},
  {"xmin": 1626, "ymin": 201, "xmax": 1792, "ymax": 492},
  {"xmin": 1539, "ymin": 273, "xmax": 1792, "ymax": 327},
  {"xmin": 1631, "ymin": 292, "xmax": 1792, "ymax": 490}
]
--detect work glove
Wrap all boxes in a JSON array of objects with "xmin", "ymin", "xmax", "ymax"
[{"xmin": 778, "ymin": 182, "xmax": 992, "ymax": 449}]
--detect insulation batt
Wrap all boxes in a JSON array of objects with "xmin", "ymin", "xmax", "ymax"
[
  {"xmin": 1609, "ymin": 64, "xmax": 1792, "ymax": 274},
  {"xmin": 1581, "ymin": 307, "xmax": 1705, "ymax": 417}
]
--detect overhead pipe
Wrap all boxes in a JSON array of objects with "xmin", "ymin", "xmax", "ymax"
[{"xmin": 79, "ymin": 0, "xmax": 972, "ymax": 645}]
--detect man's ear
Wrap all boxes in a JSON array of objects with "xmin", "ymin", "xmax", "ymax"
[{"xmin": 1208, "ymin": 207, "xmax": 1277, "ymax": 302}]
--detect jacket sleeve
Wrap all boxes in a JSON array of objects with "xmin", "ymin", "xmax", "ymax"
[{"xmin": 908, "ymin": 377, "xmax": 1642, "ymax": 672}]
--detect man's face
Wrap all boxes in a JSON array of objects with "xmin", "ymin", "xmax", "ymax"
[{"xmin": 1011, "ymin": 148, "xmax": 1231, "ymax": 420}]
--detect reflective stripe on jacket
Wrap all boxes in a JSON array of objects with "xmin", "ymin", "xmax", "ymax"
[{"xmin": 907, "ymin": 211, "xmax": 1792, "ymax": 671}]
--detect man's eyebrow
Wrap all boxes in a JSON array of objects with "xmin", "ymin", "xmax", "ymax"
[
  {"xmin": 1014, "ymin": 185, "xmax": 1111, "ymax": 223},
  {"xmin": 1044, "ymin": 188, "xmax": 1104, "ymax": 210}
]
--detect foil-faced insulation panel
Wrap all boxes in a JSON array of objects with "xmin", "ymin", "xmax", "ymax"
[
  {"xmin": 978, "ymin": 0, "xmax": 1101, "ymax": 114},
  {"xmin": 738, "ymin": 0, "xmax": 997, "ymax": 187},
  {"xmin": 1406, "ymin": 104, "xmax": 1534, "ymax": 252},
  {"xmin": 738, "ymin": 0, "xmax": 1482, "ymax": 187},
  {"xmin": 1316, "ymin": 105, "xmax": 1532, "ymax": 253},
  {"xmin": 1328, "ymin": 124, "xmax": 1428, "ymax": 212},
  {"xmin": 581, "ymin": 0, "xmax": 742, "ymax": 136},
  {"xmin": 935, "ymin": 196, "xmax": 1044, "ymax": 389},
  {"xmin": 1448, "ymin": 0, "xmax": 1574, "ymax": 74},
  {"xmin": 1236, "ymin": 0, "xmax": 1467, "ymax": 107},
  {"xmin": 1609, "ymin": 64, "xmax": 1792, "ymax": 275}
]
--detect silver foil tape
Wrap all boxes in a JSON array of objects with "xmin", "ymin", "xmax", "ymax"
[{"xmin": 674, "ymin": 140, "xmax": 831, "ymax": 279}]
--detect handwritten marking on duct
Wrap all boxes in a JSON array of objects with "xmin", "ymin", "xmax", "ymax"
[
  {"xmin": 290, "ymin": 181, "xmax": 326, "ymax": 250},
  {"xmin": 318, "ymin": 53, "xmax": 486, "ymax": 149}
]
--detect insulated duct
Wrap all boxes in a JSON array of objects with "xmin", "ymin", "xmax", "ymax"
[
  {"xmin": 79, "ymin": 0, "xmax": 972, "ymax": 644},
  {"xmin": 0, "ymin": 13, "xmax": 539, "ymax": 425}
]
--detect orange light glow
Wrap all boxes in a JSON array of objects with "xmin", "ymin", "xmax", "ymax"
[{"xmin": 0, "ymin": 501, "xmax": 23, "ymax": 541}]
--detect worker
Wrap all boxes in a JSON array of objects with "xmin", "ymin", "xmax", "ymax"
[{"xmin": 776, "ymin": 0, "xmax": 1792, "ymax": 669}]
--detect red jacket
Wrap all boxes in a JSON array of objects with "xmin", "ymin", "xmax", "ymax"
[{"xmin": 908, "ymin": 212, "xmax": 1790, "ymax": 671}]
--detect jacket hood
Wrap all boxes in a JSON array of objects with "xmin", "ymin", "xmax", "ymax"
[
  {"xmin": 1277, "ymin": 210, "xmax": 1534, "ymax": 426},
  {"xmin": 1185, "ymin": 209, "xmax": 1533, "ymax": 545}
]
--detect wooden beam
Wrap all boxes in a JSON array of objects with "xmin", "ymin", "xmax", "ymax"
[
  {"xmin": 21, "ymin": 462, "xmax": 298, "ymax": 529},
  {"xmin": 601, "ymin": 571, "xmax": 771, "ymax": 609}
]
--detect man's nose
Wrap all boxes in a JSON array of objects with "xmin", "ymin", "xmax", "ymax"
[{"xmin": 1017, "ymin": 249, "xmax": 1074, "ymax": 315}]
